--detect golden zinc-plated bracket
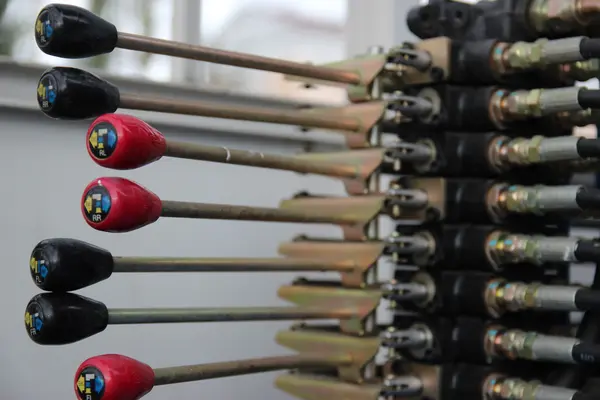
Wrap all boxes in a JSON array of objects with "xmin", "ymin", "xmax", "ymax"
[
  {"xmin": 297, "ymin": 101, "xmax": 394, "ymax": 148},
  {"xmin": 293, "ymin": 148, "xmax": 392, "ymax": 195},
  {"xmin": 277, "ymin": 284, "xmax": 382, "ymax": 335},
  {"xmin": 278, "ymin": 194, "xmax": 389, "ymax": 241},
  {"xmin": 284, "ymin": 37, "xmax": 452, "ymax": 103},
  {"xmin": 278, "ymin": 240, "xmax": 385, "ymax": 288},
  {"xmin": 275, "ymin": 326, "xmax": 382, "ymax": 382},
  {"xmin": 275, "ymin": 373, "xmax": 383, "ymax": 400}
]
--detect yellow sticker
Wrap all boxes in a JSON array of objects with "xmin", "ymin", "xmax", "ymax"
[
  {"xmin": 76, "ymin": 375, "xmax": 85, "ymax": 393},
  {"xmin": 84, "ymin": 196, "xmax": 93, "ymax": 213},
  {"xmin": 37, "ymin": 83, "xmax": 46, "ymax": 98},
  {"xmin": 89, "ymin": 130, "xmax": 98, "ymax": 149},
  {"xmin": 30, "ymin": 257, "xmax": 37, "ymax": 273}
]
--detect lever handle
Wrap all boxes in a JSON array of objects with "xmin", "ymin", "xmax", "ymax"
[
  {"xmin": 30, "ymin": 238, "xmax": 114, "ymax": 291},
  {"xmin": 81, "ymin": 177, "xmax": 162, "ymax": 232},
  {"xmin": 87, "ymin": 114, "xmax": 167, "ymax": 169},
  {"xmin": 75, "ymin": 354, "xmax": 155, "ymax": 400},
  {"xmin": 37, "ymin": 67, "xmax": 120, "ymax": 120},
  {"xmin": 35, "ymin": 3, "xmax": 118, "ymax": 58},
  {"xmin": 25, "ymin": 292, "xmax": 109, "ymax": 345}
]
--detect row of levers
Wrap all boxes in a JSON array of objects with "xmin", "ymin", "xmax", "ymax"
[{"xmin": 25, "ymin": 1, "xmax": 600, "ymax": 400}]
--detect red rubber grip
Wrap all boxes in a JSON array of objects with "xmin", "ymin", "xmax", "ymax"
[
  {"xmin": 74, "ymin": 354, "xmax": 155, "ymax": 400},
  {"xmin": 81, "ymin": 177, "xmax": 162, "ymax": 232},
  {"xmin": 86, "ymin": 113, "xmax": 167, "ymax": 170}
]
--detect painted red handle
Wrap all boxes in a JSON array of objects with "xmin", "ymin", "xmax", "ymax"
[
  {"xmin": 74, "ymin": 354, "xmax": 155, "ymax": 400},
  {"xmin": 81, "ymin": 177, "xmax": 162, "ymax": 232},
  {"xmin": 87, "ymin": 114, "xmax": 167, "ymax": 169}
]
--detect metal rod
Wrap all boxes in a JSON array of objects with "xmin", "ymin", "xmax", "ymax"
[
  {"xmin": 113, "ymin": 256, "xmax": 355, "ymax": 273},
  {"xmin": 164, "ymin": 141, "xmax": 361, "ymax": 178},
  {"xmin": 160, "ymin": 201, "xmax": 360, "ymax": 225},
  {"xmin": 119, "ymin": 94, "xmax": 360, "ymax": 131},
  {"xmin": 152, "ymin": 354, "xmax": 351, "ymax": 385},
  {"xmin": 107, "ymin": 307, "xmax": 353, "ymax": 324},
  {"xmin": 385, "ymin": 235, "xmax": 431, "ymax": 255},
  {"xmin": 117, "ymin": 32, "xmax": 362, "ymax": 85},
  {"xmin": 119, "ymin": 93, "xmax": 358, "ymax": 130}
]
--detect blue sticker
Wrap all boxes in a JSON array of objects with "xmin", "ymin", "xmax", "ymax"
[
  {"xmin": 34, "ymin": 317, "xmax": 43, "ymax": 332},
  {"xmin": 107, "ymin": 130, "xmax": 117, "ymax": 148},
  {"xmin": 101, "ymin": 195, "xmax": 111, "ymax": 213},
  {"xmin": 94, "ymin": 375, "xmax": 105, "ymax": 393},
  {"xmin": 40, "ymin": 265, "xmax": 48, "ymax": 279},
  {"xmin": 45, "ymin": 22, "xmax": 53, "ymax": 38}
]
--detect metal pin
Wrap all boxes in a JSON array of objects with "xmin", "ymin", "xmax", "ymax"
[{"xmin": 119, "ymin": 94, "xmax": 361, "ymax": 131}]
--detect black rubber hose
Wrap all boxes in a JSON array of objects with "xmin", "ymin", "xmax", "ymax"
[
  {"xmin": 576, "ymin": 289, "xmax": 600, "ymax": 311},
  {"xmin": 549, "ymin": 265, "xmax": 600, "ymax": 388},
  {"xmin": 580, "ymin": 38, "xmax": 600, "ymax": 59},
  {"xmin": 577, "ymin": 138, "xmax": 600, "ymax": 159},
  {"xmin": 575, "ymin": 240, "xmax": 600, "ymax": 263},
  {"xmin": 578, "ymin": 89, "xmax": 600, "ymax": 109},
  {"xmin": 574, "ymin": 393, "xmax": 600, "ymax": 400},
  {"xmin": 576, "ymin": 187, "xmax": 600, "ymax": 210},
  {"xmin": 572, "ymin": 342, "xmax": 600, "ymax": 364}
]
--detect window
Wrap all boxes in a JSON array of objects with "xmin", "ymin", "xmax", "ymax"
[
  {"xmin": 200, "ymin": 0, "xmax": 348, "ymax": 102},
  {"xmin": 2, "ymin": 0, "xmax": 349, "ymax": 102},
  {"xmin": 4, "ymin": 0, "xmax": 175, "ymax": 81}
]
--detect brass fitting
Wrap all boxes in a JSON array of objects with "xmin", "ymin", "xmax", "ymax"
[
  {"xmin": 494, "ymin": 87, "xmax": 582, "ymax": 121},
  {"xmin": 484, "ymin": 279, "xmax": 537, "ymax": 317},
  {"xmin": 529, "ymin": 0, "xmax": 594, "ymax": 35},
  {"xmin": 501, "ymin": 40, "xmax": 547, "ymax": 71},
  {"xmin": 483, "ymin": 375, "xmax": 543, "ymax": 400},
  {"xmin": 484, "ymin": 328, "xmax": 537, "ymax": 360},
  {"xmin": 486, "ymin": 230, "xmax": 580, "ymax": 267},
  {"xmin": 491, "ymin": 183, "xmax": 582, "ymax": 216}
]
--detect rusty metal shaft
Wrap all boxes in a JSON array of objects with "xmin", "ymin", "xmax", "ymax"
[
  {"xmin": 113, "ymin": 256, "xmax": 355, "ymax": 273},
  {"xmin": 152, "ymin": 354, "xmax": 351, "ymax": 385},
  {"xmin": 119, "ymin": 93, "xmax": 360, "ymax": 131},
  {"xmin": 117, "ymin": 32, "xmax": 362, "ymax": 85},
  {"xmin": 160, "ymin": 200, "xmax": 360, "ymax": 225},
  {"xmin": 165, "ymin": 141, "xmax": 361, "ymax": 178},
  {"xmin": 107, "ymin": 306, "xmax": 354, "ymax": 324}
]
